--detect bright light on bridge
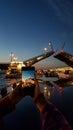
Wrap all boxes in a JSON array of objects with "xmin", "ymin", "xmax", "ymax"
[
  {"xmin": 44, "ymin": 48, "xmax": 48, "ymax": 53},
  {"xmin": 48, "ymin": 42, "xmax": 51, "ymax": 46}
]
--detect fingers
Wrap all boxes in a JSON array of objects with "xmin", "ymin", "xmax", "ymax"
[{"xmin": 33, "ymin": 76, "xmax": 41, "ymax": 101}]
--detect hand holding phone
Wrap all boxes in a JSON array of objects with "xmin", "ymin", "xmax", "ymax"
[{"xmin": 22, "ymin": 66, "xmax": 35, "ymax": 97}]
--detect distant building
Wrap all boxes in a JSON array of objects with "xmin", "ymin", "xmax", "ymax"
[{"xmin": 50, "ymin": 66, "xmax": 73, "ymax": 73}]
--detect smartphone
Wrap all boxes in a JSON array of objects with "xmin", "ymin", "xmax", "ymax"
[{"xmin": 21, "ymin": 66, "xmax": 35, "ymax": 97}]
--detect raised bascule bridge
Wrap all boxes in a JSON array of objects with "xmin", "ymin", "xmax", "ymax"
[
  {"xmin": 54, "ymin": 51, "xmax": 73, "ymax": 68},
  {"xmin": 23, "ymin": 50, "xmax": 55, "ymax": 66},
  {"xmin": 23, "ymin": 43, "xmax": 55, "ymax": 66}
]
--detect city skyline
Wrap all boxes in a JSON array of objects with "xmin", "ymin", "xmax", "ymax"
[{"xmin": 0, "ymin": 0, "xmax": 73, "ymax": 69}]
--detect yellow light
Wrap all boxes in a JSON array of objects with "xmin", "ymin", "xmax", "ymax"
[
  {"xmin": 17, "ymin": 64, "xmax": 22, "ymax": 70},
  {"xmin": 48, "ymin": 90, "xmax": 50, "ymax": 96}
]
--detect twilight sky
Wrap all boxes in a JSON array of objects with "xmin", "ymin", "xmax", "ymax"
[{"xmin": 0, "ymin": 0, "xmax": 73, "ymax": 69}]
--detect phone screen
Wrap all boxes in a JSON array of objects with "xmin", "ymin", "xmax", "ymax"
[{"xmin": 22, "ymin": 66, "xmax": 35, "ymax": 97}]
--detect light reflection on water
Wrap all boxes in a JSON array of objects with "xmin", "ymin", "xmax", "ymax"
[
  {"xmin": 0, "ymin": 74, "xmax": 20, "ymax": 98},
  {"xmin": 39, "ymin": 77, "xmax": 73, "ymax": 128},
  {"xmin": 3, "ymin": 96, "xmax": 42, "ymax": 130},
  {"xmin": 0, "ymin": 74, "xmax": 73, "ymax": 127}
]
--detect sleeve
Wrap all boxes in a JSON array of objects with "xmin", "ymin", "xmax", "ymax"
[{"xmin": 41, "ymin": 103, "xmax": 73, "ymax": 130}]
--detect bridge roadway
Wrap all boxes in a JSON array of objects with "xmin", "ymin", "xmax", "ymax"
[{"xmin": 54, "ymin": 51, "xmax": 73, "ymax": 68}]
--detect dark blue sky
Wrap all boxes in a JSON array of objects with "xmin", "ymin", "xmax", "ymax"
[{"xmin": 0, "ymin": 0, "xmax": 73, "ymax": 68}]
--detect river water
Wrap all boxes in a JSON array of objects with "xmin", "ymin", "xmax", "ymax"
[{"xmin": 0, "ymin": 74, "xmax": 73, "ymax": 128}]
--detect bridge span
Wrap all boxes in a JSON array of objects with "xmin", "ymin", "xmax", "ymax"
[
  {"xmin": 23, "ymin": 50, "xmax": 55, "ymax": 66},
  {"xmin": 54, "ymin": 51, "xmax": 73, "ymax": 68}
]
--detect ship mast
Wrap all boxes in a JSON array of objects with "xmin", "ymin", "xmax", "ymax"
[{"xmin": 10, "ymin": 52, "xmax": 14, "ymax": 62}]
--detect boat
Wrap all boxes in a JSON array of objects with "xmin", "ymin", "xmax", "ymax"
[{"xmin": 5, "ymin": 62, "xmax": 21, "ymax": 78}]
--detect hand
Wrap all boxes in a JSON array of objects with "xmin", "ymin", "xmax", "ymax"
[
  {"xmin": 33, "ymin": 75, "xmax": 47, "ymax": 112},
  {"xmin": 33, "ymin": 76, "xmax": 41, "ymax": 101}
]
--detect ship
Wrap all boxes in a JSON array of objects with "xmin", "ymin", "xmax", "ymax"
[{"xmin": 5, "ymin": 62, "xmax": 21, "ymax": 78}]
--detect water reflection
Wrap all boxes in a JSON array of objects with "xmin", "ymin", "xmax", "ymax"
[
  {"xmin": 1, "ymin": 96, "xmax": 42, "ymax": 130},
  {"xmin": 0, "ymin": 76, "xmax": 73, "ymax": 128},
  {"xmin": 40, "ymin": 77, "xmax": 73, "ymax": 128},
  {"xmin": 0, "ymin": 81, "xmax": 20, "ymax": 98},
  {"xmin": 42, "ymin": 79, "xmax": 73, "ymax": 99},
  {"xmin": 58, "ymin": 86, "xmax": 63, "ymax": 95},
  {"xmin": 54, "ymin": 77, "xmax": 73, "ymax": 87},
  {"xmin": 0, "ymin": 77, "xmax": 73, "ymax": 99},
  {"xmin": 0, "ymin": 85, "xmax": 14, "ymax": 98}
]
